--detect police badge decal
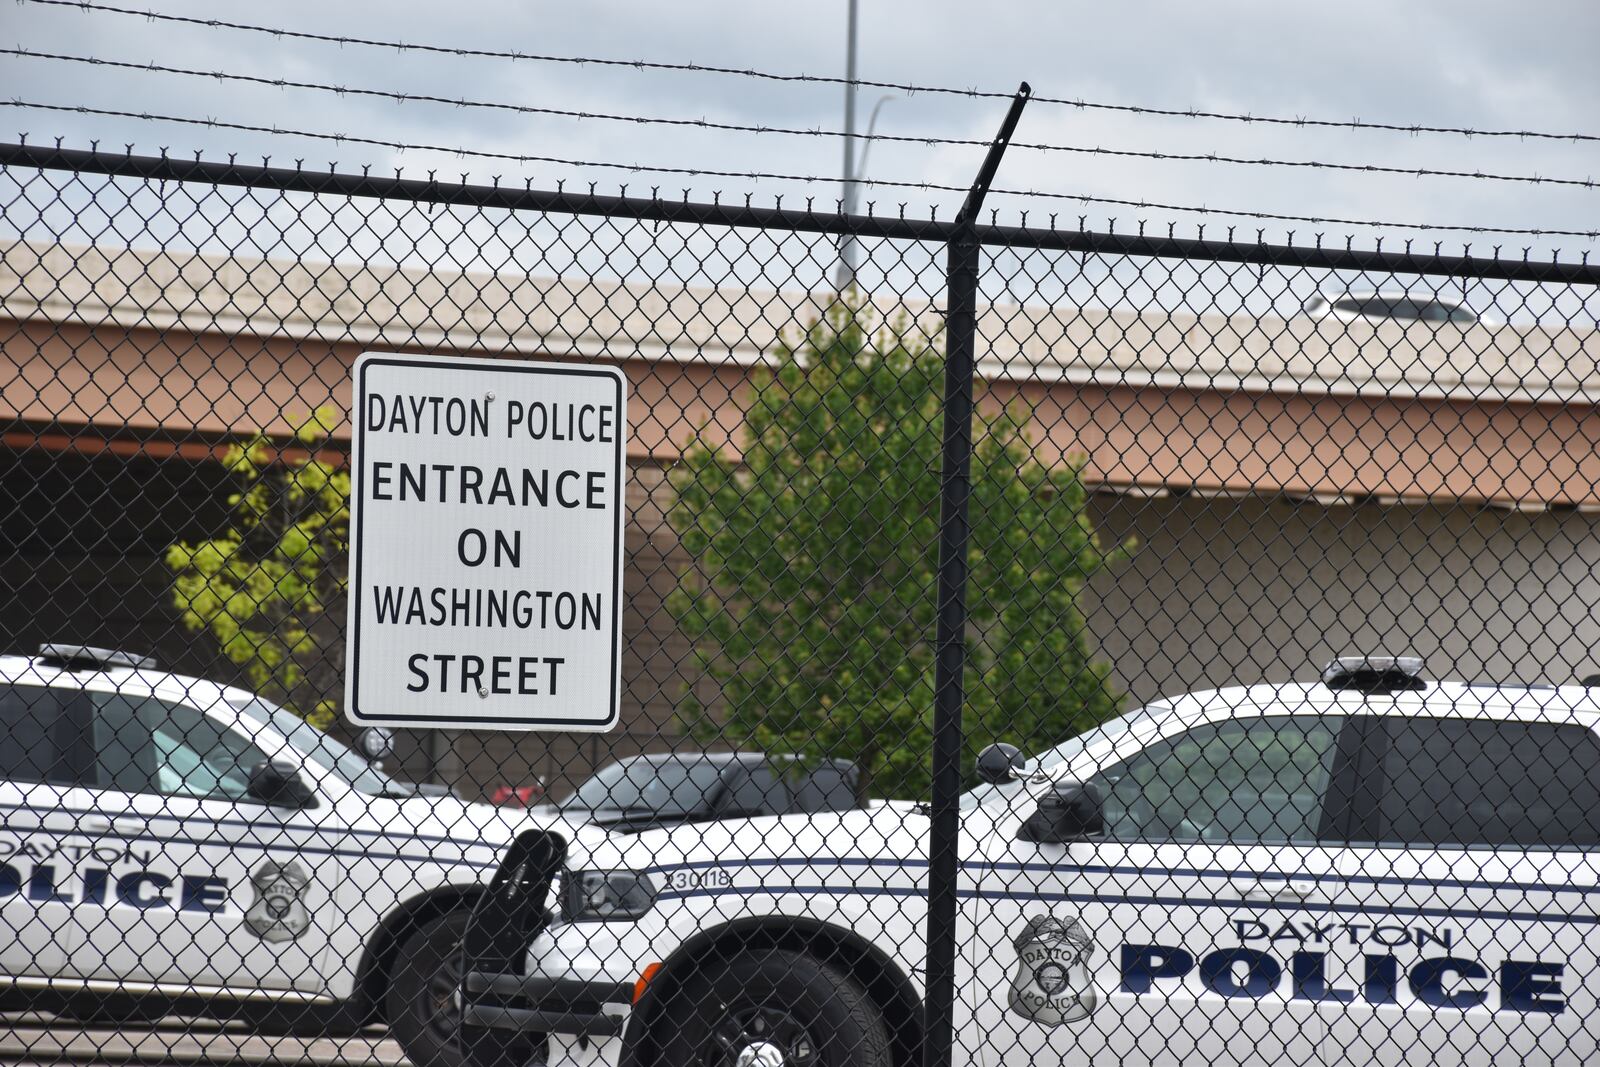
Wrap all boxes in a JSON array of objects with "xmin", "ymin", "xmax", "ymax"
[
  {"xmin": 1008, "ymin": 914, "xmax": 1097, "ymax": 1026},
  {"xmin": 245, "ymin": 859, "xmax": 312, "ymax": 942}
]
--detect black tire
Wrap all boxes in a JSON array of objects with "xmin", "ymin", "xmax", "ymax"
[
  {"xmin": 386, "ymin": 910, "xmax": 542, "ymax": 1067},
  {"xmin": 653, "ymin": 949, "xmax": 892, "ymax": 1067}
]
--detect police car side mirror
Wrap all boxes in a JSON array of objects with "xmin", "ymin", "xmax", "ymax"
[
  {"xmin": 975, "ymin": 743, "xmax": 1026, "ymax": 786},
  {"xmin": 1018, "ymin": 780, "xmax": 1102, "ymax": 844},
  {"xmin": 247, "ymin": 757, "xmax": 318, "ymax": 809}
]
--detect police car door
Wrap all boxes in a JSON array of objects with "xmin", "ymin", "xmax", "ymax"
[
  {"xmin": 68, "ymin": 688, "xmax": 338, "ymax": 994},
  {"xmin": 0, "ymin": 683, "xmax": 92, "ymax": 977},
  {"xmin": 965, "ymin": 709, "xmax": 1354, "ymax": 1067},
  {"xmin": 1321, "ymin": 708, "xmax": 1600, "ymax": 1065}
]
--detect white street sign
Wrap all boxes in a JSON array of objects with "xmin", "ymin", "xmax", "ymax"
[{"xmin": 345, "ymin": 354, "xmax": 627, "ymax": 731}]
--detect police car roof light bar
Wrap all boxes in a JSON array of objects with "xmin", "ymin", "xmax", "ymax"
[
  {"xmin": 1321, "ymin": 654, "xmax": 1426, "ymax": 695},
  {"xmin": 37, "ymin": 643, "xmax": 157, "ymax": 671}
]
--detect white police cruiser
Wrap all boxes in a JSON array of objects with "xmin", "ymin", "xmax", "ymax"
[
  {"xmin": 0, "ymin": 644, "xmax": 596, "ymax": 1067},
  {"xmin": 464, "ymin": 656, "xmax": 1600, "ymax": 1067}
]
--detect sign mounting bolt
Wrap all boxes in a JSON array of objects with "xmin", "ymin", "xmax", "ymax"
[
  {"xmin": 485, "ymin": 391, "xmax": 495, "ymax": 401},
  {"xmin": 477, "ymin": 687, "xmax": 488, "ymax": 699}
]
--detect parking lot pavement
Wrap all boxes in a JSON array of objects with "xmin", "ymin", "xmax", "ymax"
[{"xmin": 0, "ymin": 1019, "xmax": 406, "ymax": 1067}]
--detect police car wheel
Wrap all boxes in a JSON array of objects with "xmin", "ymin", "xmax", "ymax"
[
  {"xmin": 654, "ymin": 949, "xmax": 891, "ymax": 1067},
  {"xmin": 388, "ymin": 911, "xmax": 541, "ymax": 1067}
]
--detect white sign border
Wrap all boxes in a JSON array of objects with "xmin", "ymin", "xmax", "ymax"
[{"xmin": 344, "ymin": 352, "xmax": 627, "ymax": 732}]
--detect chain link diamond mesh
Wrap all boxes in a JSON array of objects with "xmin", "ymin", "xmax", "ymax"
[{"xmin": 2, "ymin": 147, "xmax": 1599, "ymax": 1067}]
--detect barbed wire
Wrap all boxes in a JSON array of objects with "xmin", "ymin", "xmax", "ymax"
[
  {"xmin": 17, "ymin": 0, "xmax": 1600, "ymax": 146},
  {"xmin": 9, "ymin": 48, "xmax": 1597, "ymax": 193},
  {"xmin": 8, "ymin": 105, "xmax": 1598, "ymax": 239}
]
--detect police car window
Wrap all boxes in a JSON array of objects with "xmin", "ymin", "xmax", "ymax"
[
  {"xmin": 234, "ymin": 698, "xmax": 396, "ymax": 796},
  {"xmin": 1375, "ymin": 718, "xmax": 1600, "ymax": 849},
  {"xmin": 959, "ymin": 702, "xmax": 1169, "ymax": 811},
  {"xmin": 1084, "ymin": 715, "xmax": 1343, "ymax": 844},
  {"xmin": 0, "ymin": 685, "xmax": 76, "ymax": 785},
  {"xmin": 90, "ymin": 693, "xmax": 272, "ymax": 803}
]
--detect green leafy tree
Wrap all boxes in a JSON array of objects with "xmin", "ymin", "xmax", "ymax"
[
  {"xmin": 166, "ymin": 409, "xmax": 349, "ymax": 729},
  {"xmin": 668, "ymin": 305, "xmax": 1131, "ymax": 799}
]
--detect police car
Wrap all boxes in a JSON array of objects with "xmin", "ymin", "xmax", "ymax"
[
  {"xmin": 463, "ymin": 656, "xmax": 1600, "ymax": 1067},
  {"xmin": 0, "ymin": 644, "xmax": 601, "ymax": 1067}
]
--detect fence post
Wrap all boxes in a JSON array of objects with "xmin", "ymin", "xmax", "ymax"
[{"xmin": 925, "ymin": 82, "xmax": 1031, "ymax": 1067}]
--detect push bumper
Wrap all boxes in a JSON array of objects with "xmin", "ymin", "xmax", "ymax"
[{"xmin": 462, "ymin": 971, "xmax": 631, "ymax": 1038}]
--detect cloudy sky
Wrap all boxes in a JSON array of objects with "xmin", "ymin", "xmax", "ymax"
[{"xmin": 3, "ymin": 0, "xmax": 1597, "ymax": 275}]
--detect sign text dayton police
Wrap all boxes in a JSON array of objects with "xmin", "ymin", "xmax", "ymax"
[{"xmin": 346, "ymin": 354, "xmax": 627, "ymax": 731}]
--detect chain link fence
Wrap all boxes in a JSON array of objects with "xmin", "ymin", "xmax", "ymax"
[{"xmin": 3, "ymin": 139, "xmax": 1600, "ymax": 1067}]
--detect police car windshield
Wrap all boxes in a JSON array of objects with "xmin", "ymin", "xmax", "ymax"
[
  {"xmin": 233, "ymin": 699, "xmax": 399, "ymax": 796},
  {"xmin": 562, "ymin": 755, "xmax": 731, "ymax": 814},
  {"xmin": 958, "ymin": 702, "xmax": 1168, "ymax": 810}
]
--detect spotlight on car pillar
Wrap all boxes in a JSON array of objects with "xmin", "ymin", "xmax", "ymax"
[
  {"xmin": 975, "ymin": 742, "xmax": 1026, "ymax": 786},
  {"xmin": 357, "ymin": 727, "xmax": 395, "ymax": 761}
]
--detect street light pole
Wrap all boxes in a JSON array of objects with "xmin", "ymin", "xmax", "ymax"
[{"xmin": 835, "ymin": 0, "xmax": 859, "ymax": 293}]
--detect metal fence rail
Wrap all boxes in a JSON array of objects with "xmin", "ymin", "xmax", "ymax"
[{"xmin": 2, "ymin": 127, "xmax": 1599, "ymax": 1067}]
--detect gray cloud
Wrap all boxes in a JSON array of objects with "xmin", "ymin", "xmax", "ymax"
[{"xmin": 1, "ymin": 0, "xmax": 1596, "ymax": 256}]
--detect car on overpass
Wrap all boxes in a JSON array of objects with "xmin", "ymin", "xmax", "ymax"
[{"xmin": 1302, "ymin": 289, "xmax": 1492, "ymax": 325}]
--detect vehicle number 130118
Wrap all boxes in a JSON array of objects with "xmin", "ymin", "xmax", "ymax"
[{"xmin": 663, "ymin": 869, "xmax": 734, "ymax": 891}]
